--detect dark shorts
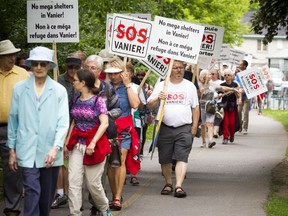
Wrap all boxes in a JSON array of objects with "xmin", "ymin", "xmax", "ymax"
[{"xmin": 157, "ymin": 123, "xmax": 193, "ymax": 164}]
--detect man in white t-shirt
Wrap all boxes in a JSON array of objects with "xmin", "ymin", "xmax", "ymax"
[{"xmin": 147, "ymin": 60, "xmax": 199, "ymax": 198}]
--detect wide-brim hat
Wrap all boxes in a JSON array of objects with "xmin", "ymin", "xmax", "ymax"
[
  {"xmin": 0, "ymin": 40, "xmax": 21, "ymax": 55},
  {"xmin": 104, "ymin": 67, "xmax": 123, "ymax": 73},
  {"xmin": 25, "ymin": 46, "xmax": 57, "ymax": 69}
]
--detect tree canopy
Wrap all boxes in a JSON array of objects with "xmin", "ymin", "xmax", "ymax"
[
  {"xmin": 0, "ymin": 0, "xmax": 253, "ymax": 73},
  {"xmin": 250, "ymin": 0, "xmax": 288, "ymax": 44}
]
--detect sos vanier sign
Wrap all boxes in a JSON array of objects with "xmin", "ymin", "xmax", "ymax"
[
  {"xmin": 237, "ymin": 67, "xmax": 268, "ymax": 99},
  {"xmin": 109, "ymin": 14, "xmax": 152, "ymax": 59}
]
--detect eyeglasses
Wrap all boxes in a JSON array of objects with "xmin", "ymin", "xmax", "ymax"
[
  {"xmin": 224, "ymin": 74, "xmax": 231, "ymax": 77},
  {"xmin": 211, "ymin": 73, "xmax": 216, "ymax": 75},
  {"xmin": 31, "ymin": 61, "xmax": 49, "ymax": 68},
  {"xmin": 85, "ymin": 66, "xmax": 99, "ymax": 71},
  {"xmin": 172, "ymin": 67, "xmax": 184, "ymax": 71},
  {"xmin": 68, "ymin": 65, "xmax": 81, "ymax": 70}
]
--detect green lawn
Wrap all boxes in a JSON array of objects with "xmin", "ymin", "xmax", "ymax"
[{"xmin": 263, "ymin": 109, "xmax": 288, "ymax": 216}]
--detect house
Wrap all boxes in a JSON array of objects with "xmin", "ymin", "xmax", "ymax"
[{"xmin": 237, "ymin": 11, "xmax": 288, "ymax": 80}]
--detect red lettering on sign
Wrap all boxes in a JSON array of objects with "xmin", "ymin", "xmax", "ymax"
[
  {"xmin": 138, "ymin": 29, "xmax": 147, "ymax": 43},
  {"xmin": 116, "ymin": 23, "xmax": 147, "ymax": 43},
  {"xmin": 202, "ymin": 33, "xmax": 215, "ymax": 44},
  {"xmin": 116, "ymin": 23, "xmax": 125, "ymax": 39},
  {"xmin": 156, "ymin": 56, "xmax": 171, "ymax": 65},
  {"xmin": 249, "ymin": 73, "xmax": 260, "ymax": 90}
]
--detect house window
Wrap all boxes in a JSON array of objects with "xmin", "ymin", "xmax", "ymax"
[
  {"xmin": 257, "ymin": 40, "xmax": 268, "ymax": 51},
  {"xmin": 257, "ymin": 40, "xmax": 261, "ymax": 51}
]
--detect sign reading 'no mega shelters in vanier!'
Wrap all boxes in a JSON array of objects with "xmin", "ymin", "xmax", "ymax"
[
  {"xmin": 27, "ymin": 0, "xmax": 79, "ymax": 43},
  {"xmin": 148, "ymin": 16, "xmax": 204, "ymax": 64}
]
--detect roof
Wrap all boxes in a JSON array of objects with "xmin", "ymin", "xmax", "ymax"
[{"xmin": 242, "ymin": 11, "xmax": 287, "ymax": 37}]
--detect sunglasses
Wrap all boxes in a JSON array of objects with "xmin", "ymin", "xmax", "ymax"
[
  {"xmin": 31, "ymin": 61, "xmax": 49, "ymax": 68},
  {"xmin": 68, "ymin": 65, "xmax": 81, "ymax": 70},
  {"xmin": 224, "ymin": 74, "xmax": 231, "ymax": 77}
]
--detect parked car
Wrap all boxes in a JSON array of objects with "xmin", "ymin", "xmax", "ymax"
[{"xmin": 269, "ymin": 68, "xmax": 285, "ymax": 92}]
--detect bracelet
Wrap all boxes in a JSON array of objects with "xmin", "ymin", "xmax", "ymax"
[{"xmin": 126, "ymin": 83, "xmax": 132, "ymax": 89}]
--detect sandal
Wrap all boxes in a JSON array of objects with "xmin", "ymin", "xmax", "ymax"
[
  {"xmin": 174, "ymin": 186, "xmax": 187, "ymax": 198},
  {"xmin": 161, "ymin": 183, "xmax": 173, "ymax": 195},
  {"xmin": 130, "ymin": 177, "xmax": 139, "ymax": 185},
  {"xmin": 109, "ymin": 198, "xmax": 122, "ymax": 211}
]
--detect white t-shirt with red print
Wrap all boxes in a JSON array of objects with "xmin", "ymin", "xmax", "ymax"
[{"xmin": 148, "ymin": 79, "xmax": 199, "ymax": 127}]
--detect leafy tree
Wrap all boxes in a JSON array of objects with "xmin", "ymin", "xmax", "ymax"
[
  {"xmin": 1, "ymin": 0, "xmax": 251, "ymax": 74},
  {"xmin": 250, "ymin": 0, "xmax": 288, "ymax": 44},
  {"xmin": 158, "ymin": 0, "xmax": 250, "ymax": 46}
]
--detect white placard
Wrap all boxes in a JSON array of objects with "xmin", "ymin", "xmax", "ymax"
[
  {"xmin": 27, "ymin": 0, "xmax": 79, "ymax": 43},
  {"xmin": 106, "ymin": 14, "xmax": 151, "ymax": 50},
  {"xmin": 109, "ymin": 14, "xmax": 153, "ymax": 59},
  {"xmin": 105, "ymin": 14, "xmax": 113, "ymax": 50},
  {"xmin": 199, "ymin": 25, "xmax": 224, "ymax": 59},
  {"xmin": 237, "ymin": 67, "xmax": 268, "ymax": 99},
  {"xmin": 219, "ymin": 44, "xmax": 230, "ymax": 62},
  {"xmin": 140, "ymin": 55, "xmax": 170, "ymax": 78},
  {"xmin": 127, "ymin": 14, "xmax": 151, "ymax": 21},
  {"xmin": 230, "ymin": 48, "xmax": 245, "ymax": 65},
  {"xmin": 148, "ymin": 16, "xmax": 204, "ymax": 64}
]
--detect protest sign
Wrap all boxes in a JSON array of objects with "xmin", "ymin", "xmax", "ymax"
[
  {"xmin": 140, "ymin": 55, "xmax": 170, "ymax": 78},
  {"xmin": 106, "ymin": 14, "xmax": 151, "ymax": 50},
  {"xmin": 261, "ymin": 65, "xmax": 271, "ymax": 80},
  {"xmin": 27, "ymin": 0, "xmax": 79, "ymax": 43},
  {"xmin": 237, "ymin": 67, "xmax": 268, "ymax": 99},
  {"xmin": 109, "ymin": 14, "xmax": 152, "ymax": 59},
  {"xmin": 105, "ymin": 14, "xmax": 113, "ymax": 49},
  {"xmin": 219, "ymin": 44, "xmax": 230, "ymax": 62},
  {"xmin": 148, "ymin": 16, "xmax": 204, "ymax": 64},
  {"xmin": 196, "ymin": 24, "xmax": 224, "ymax": 69},
  {"xmin": 199, "ymin": 25, "xmax": 224, "ymax": 59},
  {"xmin": 230, "ymin": 48, "xmax": 245, "ymax": 66}
]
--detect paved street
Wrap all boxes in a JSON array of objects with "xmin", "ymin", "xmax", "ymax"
[{"xmin": 1, "ymin": 109, "xmax": 287, "ymax": 216}]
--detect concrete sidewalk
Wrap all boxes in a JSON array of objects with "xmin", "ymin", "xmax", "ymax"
[{"xmin": 1, "ymin": 109, "xmax": 287, "ymax": 216}]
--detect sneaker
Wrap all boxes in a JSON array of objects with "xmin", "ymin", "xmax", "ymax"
[
  {"xmin": 90, "ymin": 206, "xmax": 102, "ymax": 216},
  {"xmin": 102, "ymin": 208, "xmax": 112, "ymax": 216},
  {"xmin": 208, "ymin": 141, "xmax": 216, "ymax": 148},
  {"xmin": 229, "ymin": 136, "xmax": 234, "ymax": 142},
  {"xmin": 51, "ymin": 194, "xmax": 68, "ymax": 209},
  {"xmin": 243, "ymin": 129, "xmax": 248, "ymax": 135},
  {"xmin": 200, "ymin": 142, "xmax": 207, "ymax": 148},
  {"xmin": 222, "ymin": 139, "xmax": 228, "ymax": 144}
]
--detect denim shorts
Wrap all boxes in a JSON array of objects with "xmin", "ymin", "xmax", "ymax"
[{"xmin": 120, "ymin": 135, "xmax": 131, "ymax": 150}]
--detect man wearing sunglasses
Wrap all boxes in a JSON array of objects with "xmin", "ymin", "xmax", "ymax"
[{"xmin": 7, "ymin": 46, "xmax": 69, "ymax": 216}]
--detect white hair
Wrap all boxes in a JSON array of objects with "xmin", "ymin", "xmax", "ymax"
[
  {"xmin": 199, "ymin": 69, "xmax": 209, "ymax": 83},
  {"xmin": 85, "ymin": 55, "xmax": 103, "ymax": 70}
]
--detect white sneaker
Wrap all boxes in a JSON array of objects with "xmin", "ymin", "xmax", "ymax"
[
  {"xmin": 243, "ymin": 129, "xmax": 248, "ymax": 135},
  {"xmin": 201, "ymin": 142, "xmax": 207, "ymax": 148}
]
